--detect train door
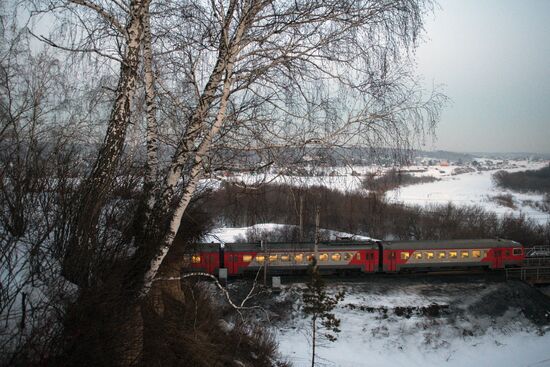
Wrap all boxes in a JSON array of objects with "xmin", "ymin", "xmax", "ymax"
[
  {"xmin": 494, "ymin": 249, "xmax": 503, "ymax": 269},
  {"xmin": 203, "ymin": 251, "xmax": 212, "ymax": 273},
  {"xmin": 221, "ymin": 246, "xmax": 238, "ymax": 275},
  {"xmin": 230, "ymin": 253, "xmax": 239, "ymax": 275},
  {"xmin": 225, "ymin": 249, "xmax": 238, "ymax": 275},
  {"xmin": 365, "ymin": 251, "xmax": 374, "ymax": 272},
  {"xmin": 387, "ymin": 250, "xmax": 397, "ymax": 272}
]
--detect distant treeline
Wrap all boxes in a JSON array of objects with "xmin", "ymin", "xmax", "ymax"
[
  {"xmin": 362, "ymin": 169, "xmax": 439, "ymax": 193},
  {"xmin": 206, "ymin": 182, "xmax": 550, "ymax": 246},
  {"xmin": 493, "ymin": 164, "xmax": 550, "ymax": 194}
]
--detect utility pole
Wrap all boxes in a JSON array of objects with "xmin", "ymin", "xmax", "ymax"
[
  {"xmin": 266, "ymin": 240, "xmax": 269, "ymax": 287},
  {"xmin": 299, "ymin": 194, "xmax": 304, "ymax": 242},
  {"xmin": 314, "ymin": 205, "xmax": 320, "ymax": 270}
]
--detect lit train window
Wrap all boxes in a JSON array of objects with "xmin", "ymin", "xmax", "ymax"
[
  {"xmin": 192, "ymin": 255, "xmax": 201, "ymax": 264},
  {"xmin": 426, "ymin": 252, "xmax": 434, "ymax": 260},
  {"xmin": 307, "ymin": 254, "xmax": 315, "ymax": 262},
  {"xmin": 243, "ymin": 255, "xmax": 252, "ymax": 262},
  {"xmin": 332, "ymin": 253, "xmax": 342, "ymax": 261},
  {"xmin": 269, "ymin": 255, "xmax": 278, "ymax": 262},
  {"xmin": 280, "ymin": 254, "xmax": 290, "ymax": 262},
  {"xmin": 449, "ymin": 251, "xmax": 458, "ymax": 259},
  {"xmin": 295, "ymin": 254, "xmax": 304, "ymax": 263},
  {"xmin": 356, "ymin": 253, "xmax": 361, "ymax": 260},
  {"xmin": 513, "ymin": 248, "xmax": 522, "ymax": 256},
  {"xmin": 472, "ymin": 250, "xmax": 481, "ymax": 258},
  {"xmin": 256, "ymin": 255, "xmax": 265, "ymax": 263},
  {"xmin": 319, "ymin": 253, "xmax": 329, "ymax": 261},
  {"xmin": 461, "ymin": 251, "xmax": 469, "ymax": 259},
  {"xmin": 414, "ymin": 252, "xmax": 422, "ymax": 260},
  {"xmin": 438, "ymin": 252, "xmax": 446, "ymax": 259},
  {"xmin": 344, "ymin": 253, "xmax": 352, "ymax": 261},
  {"xmin": 401, "ymin": 252, "xmax": 410, "ymax": 260}
]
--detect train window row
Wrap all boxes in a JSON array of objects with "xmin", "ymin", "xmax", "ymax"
[
  {"xmin": 400, "ymin": 249, "xmax": 487, "ymax": 261},
  {"xmin": 189, "ymin": 247, "xmax": 521, "ymax": 265},
  {"xmin": 240, "ymin": 252, "xmax": 368, "ymax": 264}
]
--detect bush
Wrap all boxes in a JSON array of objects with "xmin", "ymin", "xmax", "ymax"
[
  {"xmin": 362, "ymin": 169, "xmax": 439, "ymax": 193},
  {"xmin": 493, "ymin": 164, "xmax": 550, "ymax": 194},
  {"xmin": 206, "ymin": 182, "xmax": 550, "ymax": 246}
]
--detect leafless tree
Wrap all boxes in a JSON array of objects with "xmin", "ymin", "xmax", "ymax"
[
  {"xmin": 0, "ymin": 4, "xmax": 92, "ymax": 363},
  {"xmin": 12, "ymin": 0, "xmax": 447, "ymax": 364},
  {"xmin": 133, "ymin": 0, "xmax": 446, "ymax": 297}
]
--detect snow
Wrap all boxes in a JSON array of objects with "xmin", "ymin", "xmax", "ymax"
[
  {"xmin": 205, "ymin": 224, "xmax": 291, "ymax": 243},
  {"xmin": 273, "ymin": 280, "xmax": 550, "ymax": 367},
  {"xmin": 386, "ymin": 161, "xmax": 550, "ymax": 224},
  {"xmin": 207, "ymin": 159, "xmax": 550, "ymax": 224},
  {"xmin": 223, "ymin": 172, "xmax": 366, "ymax": 192},
  {"xmin": 203, "ymin": 224, "xmax": 373, "ymax": 243}
]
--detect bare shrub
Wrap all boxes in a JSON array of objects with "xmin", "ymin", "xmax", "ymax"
[
  {"xmin": 363, "ymin": 169, "xmax": 440, "ymax": 193},
  {"xmin": 490, "ymin": 194, "xmax": 516, "ymax": 209},
  {"xmin": 140, "ymin": 281, "xmax": 288, "ymax": 367},
  {"xmin": 207, "ymin": 182, "xmax": 550, "ymax": 246},
  {"xmin": 493, "ymin": 165, "xmax": 550, "ymax": 194}
]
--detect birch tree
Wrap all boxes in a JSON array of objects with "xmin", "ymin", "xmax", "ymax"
[
  {"xmin": 135, "ymin": 0, "xmax": 446, "ymax": 296},
  {"xmin": 21, "ymin": 0, "xmax": 446, "ymax": 363}
]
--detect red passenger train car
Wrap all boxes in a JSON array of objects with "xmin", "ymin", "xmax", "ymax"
[
  {"xmin": 223, "ymin": 241, "xmax": 379, "ymax": 276},
  {"xmin": 185, "ymin": 239, "xmax": 524, "ymax": 276},
  {"xmin": 382, "ymin": 239, "xmax": 524, "ymax": 272}
]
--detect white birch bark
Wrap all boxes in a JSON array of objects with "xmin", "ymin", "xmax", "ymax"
[
  {"xmin": 142, "ymin": 4, "xmax": 159, "ymax": 210},
  {"xmin": 141, "ymin": 63, "xmax": 235, "ymax": 296},
  {"xmin": 140, "ymin": 1, "xmax": 264, "ymax": 295}
]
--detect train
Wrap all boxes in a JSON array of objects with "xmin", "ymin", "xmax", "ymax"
[{"xmin": 183, "ymin": 239, "xmax": 525, "ymax": 276}]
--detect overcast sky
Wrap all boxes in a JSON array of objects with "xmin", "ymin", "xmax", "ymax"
[{"xmin": 415, "ymin": 0, "xmax": 550, "ymax": 154}]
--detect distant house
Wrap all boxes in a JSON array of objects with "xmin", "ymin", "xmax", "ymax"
[{"xmin": 439, "ymin": 160, "xmax": 449, "ymax": 167}]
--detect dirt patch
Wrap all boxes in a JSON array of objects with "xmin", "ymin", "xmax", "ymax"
[
  {"xmin": 344, "ymin": 303, "xmax": 449, "ymax": 318},
  {"xmin": 467, "ymin": 281, "xmax": 550, "ymax": 326}
]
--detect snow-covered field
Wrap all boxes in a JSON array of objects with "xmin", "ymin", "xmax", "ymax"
[
  {"xmin": 204, "ymin": 223, "xmax": 372, "ymax": 243},
  {"xmin": 213, "ymin": 159, "xmax": 549, "ymax": 224},
  {"xmin": 386, "ymin": 161, "xmax": 550, "ymax": 224},
  {"xmin": 270, "ymin": 279, "xmax": 550, "ymax": 367}
]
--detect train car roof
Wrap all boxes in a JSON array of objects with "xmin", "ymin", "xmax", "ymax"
[
  {"xmin": 384, "ymin": 239, "xmax": 521, "ymax": 250},
  {"xmin": 225, "ymin": 240, "xmax": 379, "ymax": 252}
]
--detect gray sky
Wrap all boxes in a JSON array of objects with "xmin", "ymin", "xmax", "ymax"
[{"xmin": 416, "ymin": 0, "xmax": 550, "ymax": 154}]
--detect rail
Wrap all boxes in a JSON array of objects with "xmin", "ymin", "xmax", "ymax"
[
  {"xmin": 525, "ymin": 246, "xmax": 550, "ymax": 258},
  {"xmin": 506, "ymin": 266, "xmax": 550, "ymax": 284}
]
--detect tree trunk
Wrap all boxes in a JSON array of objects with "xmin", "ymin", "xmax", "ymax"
[
  {"xmin": 63, "ymin": 0, "xmax": 148, "ymax": 287},
  {"xmin": 142, "ymin": 5, "xmax": 159, "ymax": 208},
  {"xmin": 140, "ymin": 64, "xmax": 234, "ymax": 296}
]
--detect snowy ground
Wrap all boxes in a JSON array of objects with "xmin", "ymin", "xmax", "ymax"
[
  {"xmin": 386, "ymin": 161, "xmax": 550, "ymax": 224},
  {"xmin": 266, "ymin": 278, "xmax": 550, "ymax": 367},
  {"xmin": 204, "ymin": 223, "xmax": 373, "ymax": 243},
  {"xmin": 210, "ymin": 160, "xmax": 549, "ymax": 224}
]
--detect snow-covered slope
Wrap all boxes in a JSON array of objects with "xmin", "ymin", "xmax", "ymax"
[
  {"xmin": 272, "ymin": 279, "xmax": 550, "ymax": 367},
  {"xmin": 386, "ymin": 161, "xmax": 549, "ymax": 224},
  {"xmin": 204, "ymin": 224, "xmax": 372, "ymax": 243}
]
